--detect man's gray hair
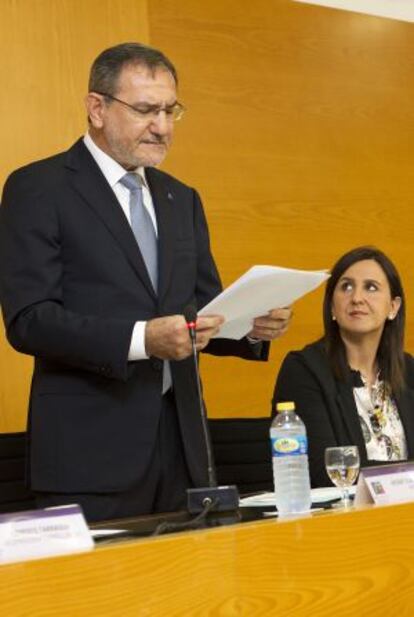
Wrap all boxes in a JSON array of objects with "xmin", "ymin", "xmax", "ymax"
[{"xmin": 88, "ymin": 42, "xmax": 178, "ymax": 95}]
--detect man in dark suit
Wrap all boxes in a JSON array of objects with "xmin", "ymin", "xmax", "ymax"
[{"xmin": 0, "ymin": 43, "xmax": 291, "ymax": 522}]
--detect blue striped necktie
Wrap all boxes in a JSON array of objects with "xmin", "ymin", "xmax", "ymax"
[
  {"xmin": 120, "ymin": 172, "xmax": 172, "ymax": 393},
  {"xmin": 120, "ymin": 172, "xmax": 158, "ymax": 292}
]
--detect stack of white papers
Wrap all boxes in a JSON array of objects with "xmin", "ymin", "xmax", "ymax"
[{"xmin": 199, "ymin": 265, "xmax": 329, "ymax": 339}]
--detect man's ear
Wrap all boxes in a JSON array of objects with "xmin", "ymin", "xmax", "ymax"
[{"xmin": 85, "ymin": 93, "xmax": 105, "ymax": 129}]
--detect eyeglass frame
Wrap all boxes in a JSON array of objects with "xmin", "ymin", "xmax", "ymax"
[{"xmin": 93, "ymin": 91, "xmax": 186, "ymax": 122}]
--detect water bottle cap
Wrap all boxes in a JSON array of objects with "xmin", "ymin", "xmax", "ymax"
[{"xmin": 276, "ymin": 401, "xmax": 295, "ymax": 412}]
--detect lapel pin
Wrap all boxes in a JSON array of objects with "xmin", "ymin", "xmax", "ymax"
[{"xmin": 167, "ymin": 192, "xmax": 174, "ymax": 201}]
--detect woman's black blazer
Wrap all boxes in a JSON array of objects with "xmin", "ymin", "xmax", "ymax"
[{"xmin": 273, "ymin": 339, "xmax": 414, "ymax": 487}]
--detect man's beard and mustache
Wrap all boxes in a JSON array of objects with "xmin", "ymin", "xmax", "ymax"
[{"xmin": 108, "ymin": 133, "xmax": 171, "ymax": 169}]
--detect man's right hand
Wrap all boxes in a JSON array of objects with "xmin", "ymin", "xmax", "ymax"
[{"xmin": 145, "ymin": 314, "xmax": 224, "ymax": 360}]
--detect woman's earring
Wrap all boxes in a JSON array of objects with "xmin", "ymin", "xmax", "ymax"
[
  {"xmin": 332, "ymin": 315, "xmax": 336, "ymax": 321},
  {"xmin": 388, "ymin": 313, "xmax": 394, "ymax": 320}
]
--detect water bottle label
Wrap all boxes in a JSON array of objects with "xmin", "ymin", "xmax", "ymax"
[{"xmin": 271, "ymin": 435, "xmax": 307, "ymax": 456}]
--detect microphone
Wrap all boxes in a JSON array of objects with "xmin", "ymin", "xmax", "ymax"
[
  {"xmin": 183, "ymin": 305, "xmax": 239, "ymax": 514},
  {"xmin": 183, "ymin": 304, "xmax": 197, "ymax": 344}
]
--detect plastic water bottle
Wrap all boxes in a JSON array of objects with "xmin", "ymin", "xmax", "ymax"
[{"xmin": 270, "ymin": 401, "xmax": 311, "ymax": 514}]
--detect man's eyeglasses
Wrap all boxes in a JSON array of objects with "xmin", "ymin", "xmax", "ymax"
[{"xmin": 95, "ymin": 92, "xmax": 185, "ymax": 122}]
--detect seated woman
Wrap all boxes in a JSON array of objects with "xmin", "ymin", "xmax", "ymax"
[{"xmin": 272, "ymin": 246, "xmax": 414, "ymax": 487}]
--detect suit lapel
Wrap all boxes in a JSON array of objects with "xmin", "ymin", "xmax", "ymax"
[
  {"xmin": 65, "ymin": 140, "xmax": 156, "ymax": 299},
  {"xmin": 336, "ymin": 383, "xmax": 367, "ymax": 457},
  {"xmin": 395, "ymin": 387, "xmax": 414, "ymax": 458},
  {"xmin": 304, "ymin": 342, "xmax": 368, "ymax": 455},
  {"xmin": 145, "ymin": 168, "xmax": 176, "ymax": 304}
]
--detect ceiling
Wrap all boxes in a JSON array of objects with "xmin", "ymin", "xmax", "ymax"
[{"xmin": 293, "ymin": 0, "xmax": 414, "ymax": 23}]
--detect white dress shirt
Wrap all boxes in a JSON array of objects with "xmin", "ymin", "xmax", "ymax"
[{"xmin": 83, "ymin": 133, "xmax": 155, "ymax": 360}]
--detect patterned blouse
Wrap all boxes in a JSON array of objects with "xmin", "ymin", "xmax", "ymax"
[{"xmin": 353, "ymin": 375, "xmax": 407, "ymax": 461}]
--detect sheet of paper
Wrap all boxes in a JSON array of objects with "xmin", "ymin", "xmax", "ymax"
[
  {"xmin": 199, "ymin": 265, "xmax": 329, "ymax": 339},
  {"xmin": 239, "ymin": 487, "xmax": 356, "ymax": 507},
  {"xmin": 90, "ymin": 529, "xmax": 128, "ymax": 538}
]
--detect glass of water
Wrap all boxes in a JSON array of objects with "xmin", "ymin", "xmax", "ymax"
[{"xmin": 325, "ymin": 446, "xmax": 360, "ymax": 507}]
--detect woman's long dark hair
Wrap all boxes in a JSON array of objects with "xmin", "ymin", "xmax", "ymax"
[{"xmin": 323, "ymin": 246, "xmax": 406, "ymax": 394}]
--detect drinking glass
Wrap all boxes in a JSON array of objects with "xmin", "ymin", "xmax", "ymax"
[{"xmin": 325, "ymin": 446, "xmax": 360, "ymax": 507}]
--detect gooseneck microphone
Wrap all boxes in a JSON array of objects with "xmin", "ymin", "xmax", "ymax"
[
  {"xmin": 183, "ymin": 305, "xmax": 239, "ymax": 514},
  {"xmin": 183, "ymin": 304, "xmax": 217, "ymax": 487}
]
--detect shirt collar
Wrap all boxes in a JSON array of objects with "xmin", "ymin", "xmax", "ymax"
[{"xmin": 83, "ymin": 133, "xmax": 148, "ymax": 189}]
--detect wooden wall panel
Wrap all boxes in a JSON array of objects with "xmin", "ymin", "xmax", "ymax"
[
  {"xmin": 148, "ymin": 0, "xmax": 414, "ymax": 418},
  {"xmin": 0, "ymin": 0, "xmax": 149, "ymax": 432},
  {"xmin": 1, "ymin": 0, "xmax": 414, "ymax": 431}
]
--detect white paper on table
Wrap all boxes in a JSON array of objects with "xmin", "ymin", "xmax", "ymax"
[
  {"xmin": 199, "ymin": 265, "xmax": 329, "ymax": 339},
  {"xmin": 239, "ymin": 486, "xmax": 356, "ymax": 507},
  {"xmin": 90, "ymin": 529, "xmax": 128, "ymax": 538}
]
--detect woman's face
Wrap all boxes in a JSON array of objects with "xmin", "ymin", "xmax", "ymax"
[{"xmin": 331, "ymin": 259, "xmax": 401, "ymax": 339}]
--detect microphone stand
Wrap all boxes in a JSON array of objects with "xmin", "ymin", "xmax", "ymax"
[{"xmin": 184, "ymin": 306, "xmax": 239, "ymax": 514}]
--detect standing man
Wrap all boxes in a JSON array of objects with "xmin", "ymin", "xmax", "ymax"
[{"xmin": 0, "ymin": 43, "xmax": 290, "ymax": 522}]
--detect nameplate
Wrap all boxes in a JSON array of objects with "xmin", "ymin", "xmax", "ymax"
[
  {"xmin": 0, "ymin": 504, "xmax": 93, "ymax": 565},
  {"xmin": 354, "ymin": 462, "xmax": 414, "ymax": 507}
]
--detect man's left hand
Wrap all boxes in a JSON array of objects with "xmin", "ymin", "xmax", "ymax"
[{"xmin": 248, "ymin": 307, "xmax": 292, "ymax": 341}]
